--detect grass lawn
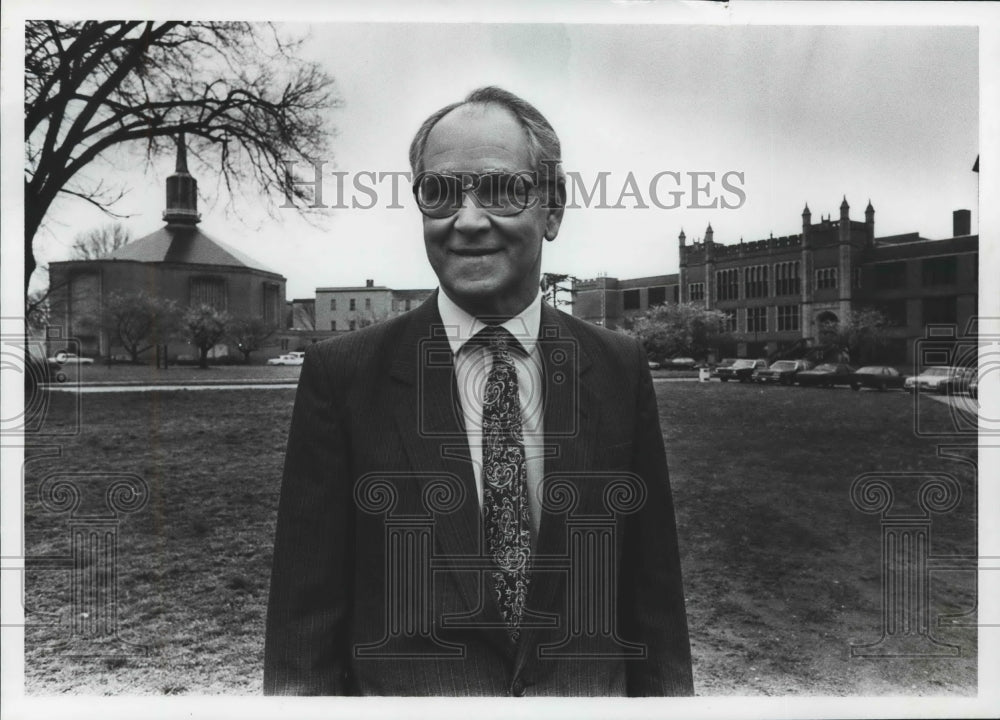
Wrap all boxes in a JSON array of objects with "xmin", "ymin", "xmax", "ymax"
[
  {"xmin": 22, "ymin": 382, "xmax": 977, "ymax": 695},
  {"xmin": 49, "ymin": 362, "xmax": 302, "ymax": 385}
]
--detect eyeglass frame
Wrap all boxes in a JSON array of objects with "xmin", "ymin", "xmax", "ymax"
[{"xmin": 411, "ymin": 170, "xmax": 550, "ymax": 219}]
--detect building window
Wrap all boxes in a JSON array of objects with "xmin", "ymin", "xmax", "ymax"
[
  {"xmin": 922, "ymin": 296, "xmax": 957, "ymax": 325},
  {"xmin": 922, "ymin": 256, "xmax": 957, "ymax": 286},
  {"xmin": 190, "ymin": 276, "xmax": 227, "ymax": 311},
  {"xmin": 688, "ymin": 283, "xmax": 705, "ymax": 302},
  {"xmin": 716, "ymin": 268, "xmax": 739, "ymax": 301},
  {"xmin": 744, "ymin": 265, "xmax": 769, "ymax": 298},
  {"xmin": 852, "ymin": 268, "xmax": 863, "ymax": 289},
  {"xmin": 673, "ymin": 286, "xmax": 680, "ymax": 302},
  {"xmin": 365, "ymin": 297, "xmax": 372, "ymax": 310},
  {"xmin": 330, "ymin": 298, "xmax": 337, "ymax": 311},
  {"xmin": 747, "ymin": 306, "xmax": 767, "ymax": 333},
  {"xmin": 623, "ymin": 289, "xmax": 641, "ymax": 310},
  {"xmin": 874, "ymin": 300, "xmax": 907, "ymax": 327},
  {"xmin": 648, "ymin": 286, "xmax": 667, "ymax": 306},
  {"xmin": 405, "ymin": 299, "xmax": 412, "ymax": 311},
  {"xmin": 349, "ymin": 298, "xmax": 357, "ymax": 311},
  {"xmin": 391, "ymin": 299, "xmax": 399, "ymax": 312},
  {"xmin": 873, "ymin": 262, "xmax": 906, "ymax": 290},
  {"xmin": 774, "ymin": 261, "xmax": 801, "ymax": 297},
  {"xmin": 330, "ymin": 320, "xmax": 337, "ymax": 331},
  {"xmin": 349, "ymin": 320, "xmax": 357, "ymax": 331},
  {"xmin": 722, "ymin": 309, "xmax": 738, "ymax": 333},
  {"xmin": 815, "ymin": 267, "xmax": 838, "ymax": 290},
  {"xmin": 262, "ymin": 283, "xmax": 281, "ymax": 325},
  {"xmin": 281, "ymin": 338, "xmax": 289, "ymax": 351},
  {"xmin": 777, "ymin": 305, "xmax": 799, "ymax": 332}
]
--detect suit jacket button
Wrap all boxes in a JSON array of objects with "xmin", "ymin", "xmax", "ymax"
[{"xmin": 511, "ymin": 680, "xmax": 526, "ymax": 697}]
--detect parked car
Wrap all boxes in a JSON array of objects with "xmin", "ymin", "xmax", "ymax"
[
  {"xmin": 753, "ymin": 359, "xmax": 812, "ymax": 385},
  {"xmin": 795, "ymin": 363, "xmax": 856, "ymax": 388},
  {"xmin": 903, "ymin": 366, "xmax": 974, "ymax": 395},
  {"xmin": 715, "ymin": 358, "xmax": 768, "ymax": 382},
  {"xmin": 267, "ymin": 351, "xmax": 305, "ymax": 366},
  {"xmin": 710, "ymin": 358, "xmax": 739, "ymax": 379},
  {"xmin": 850, "ymin": 366, "xmax": 907, "ymax": 391},
  {"xmin": 664, "ymin": 357, "xmax": 698, "ymax": 369},
  {"xmin": 46, "ymin": 352, "xmax": 94, "ymax": 365}
]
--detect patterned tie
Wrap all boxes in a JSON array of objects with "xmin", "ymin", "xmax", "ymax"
[{"xmin": 477, "ymin": 325, "xmax": 532, "ymax": 642}]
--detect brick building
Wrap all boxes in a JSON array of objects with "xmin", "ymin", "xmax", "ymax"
[
  {"xmin": 315, "ymin": 281, "xmax": 433, "ymax": 332},
  {"xmin": 47, "ymin": 135, "xmax": 286, "ymax": 361},
  {"xmin": 573, "ymin": 199, "xmax": 978, "ymax": 365}
]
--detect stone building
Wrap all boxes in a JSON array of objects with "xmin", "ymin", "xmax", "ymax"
[{"xmin": 573, "ymin": 199, "xmax": 978, "ymax": 366}]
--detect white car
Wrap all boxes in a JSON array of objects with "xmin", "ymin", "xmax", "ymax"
[
  {"xmin": 46, "ymin": 352, "xmax": 94, "ymax": 365},
  {"xmin": 267, "ymin": 352, "xmax": 305, "ymax": 366},
  {"xmin": 903, "ymin": 366, "xmax": 970, "ymax": 395}
]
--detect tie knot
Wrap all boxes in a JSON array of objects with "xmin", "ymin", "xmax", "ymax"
[{"xmin": 471, "ymin": 325, "xmax": 520, "ymax": 355}]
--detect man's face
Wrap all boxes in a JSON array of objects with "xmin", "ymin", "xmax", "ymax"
[{"xmin": 421, "ymin": 104, "xmax": 563, "ymax": 319}]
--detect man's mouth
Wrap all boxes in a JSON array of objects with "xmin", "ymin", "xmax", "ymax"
[{"xmin": 450, "ymin": 247, "xmax": 501, "ymax": 257}]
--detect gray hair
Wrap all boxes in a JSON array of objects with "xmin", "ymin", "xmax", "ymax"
[{"xmin": 408, "ymin": 86, "xmax": 566, "ymax": 208}]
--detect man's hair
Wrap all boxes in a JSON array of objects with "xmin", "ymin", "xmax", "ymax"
[{"xmin": 408, "ymin": 86, "xmax": 566, "ymax": 208}]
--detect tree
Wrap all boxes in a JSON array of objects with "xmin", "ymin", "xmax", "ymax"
[
  {"xmin": 26, "ymin": 288, "xmax": 51, "ymax": 333},
  {"xmin": 228, "ymin": 316, "xmax": 276, "ymax": 363},
  {"xmin": 822, "ymin": 308, "xmax": 892, "ymax": 365},
  {"xmin": 25, "ymin": 21, "xmax": 338, "ymax": 292},
  {"xmin": 70, "ymin": 222, "xmax": 132, "ymax": 259},
  {"xmin": 97, "ymin": 291, "xmax": 178, "ymax": 363},
  {"xmin": 183, "ymin": 305, "xmax": 230, "ymax": 369},
  {"xmin": 541, "ymin": 273, "xmax": 577, "ymax": 309},
  {"xmin": 628, "ymin": 302, "xmax": 732, "ymax": 362}
]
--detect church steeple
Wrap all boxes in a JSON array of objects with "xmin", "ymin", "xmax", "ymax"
[{"xmin": 163, "ymin": 133, "xmax": 200, "ymax": 225}]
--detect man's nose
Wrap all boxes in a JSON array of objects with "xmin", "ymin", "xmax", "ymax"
[{"xmin": 453, "ymin": 191, "xmax": 490, "ymax": 235}]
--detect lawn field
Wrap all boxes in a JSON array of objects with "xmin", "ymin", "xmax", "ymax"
[{"xmin": 21, "ymin": 381, "xmax": 977, "ymax": 695}]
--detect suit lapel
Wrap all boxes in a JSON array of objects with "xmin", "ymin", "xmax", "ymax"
[
  {"xmin": 517, "ymin": 304, "xmax": 601, "ymax": 664},
  {"xmin": 388, "ymin": 294, "xmax": 508, "ymax": 642}
]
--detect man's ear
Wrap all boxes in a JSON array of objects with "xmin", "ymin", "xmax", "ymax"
[
  {"xmin": 543, "ymin": 180, "xmax": 566, "ymax": 241},
  {"xmin": 544, "ymin": 204, "xmax": 564, "ymax": 241}
]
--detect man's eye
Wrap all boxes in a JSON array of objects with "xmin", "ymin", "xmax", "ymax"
[{"xmin": 420, "ymin": 176, "xmax": 460, "ymax": 206}]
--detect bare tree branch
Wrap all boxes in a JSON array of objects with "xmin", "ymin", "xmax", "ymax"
[{"xmin": 25, "ymin": 21, "xmax": 339, "ymax": 293}]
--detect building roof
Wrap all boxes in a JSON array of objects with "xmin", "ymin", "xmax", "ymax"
[
  {"xmin": 390, "ymin": 289, "xmax": 434, "ymax": 300},
  {"xmin": 316, "ymin": 286, "xmax": 390, "ymax": 292},
  {"xmin": 108, "ymin": 224, "xmax": 279, "ymax": 275},
  {"xmin": 869, "ymin": 234, "xmax": 978, "ymax": 261}
]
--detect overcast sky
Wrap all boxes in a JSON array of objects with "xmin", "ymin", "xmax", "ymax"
[{"xmin": 28, "ymin": 22, "xmax": 979, "ymax": 300}]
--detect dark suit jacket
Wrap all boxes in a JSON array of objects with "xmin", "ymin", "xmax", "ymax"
[{"xmin": 264, "ymin": 293, "xmax": 693, "ymax": 696}]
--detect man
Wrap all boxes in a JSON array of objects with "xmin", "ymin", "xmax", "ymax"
[{"xmin": 264, "ymin": 87, "xmax": 693, "ymax": 696}]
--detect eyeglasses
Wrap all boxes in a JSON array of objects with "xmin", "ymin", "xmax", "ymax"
[{"xmin": 412, "ymin": 171, "xmax": 537, "ymax": 219}]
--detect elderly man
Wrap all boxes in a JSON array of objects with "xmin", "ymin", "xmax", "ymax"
[{"xmin": 264, "ymin": 86, "xmax": 693, "ymax": 696}]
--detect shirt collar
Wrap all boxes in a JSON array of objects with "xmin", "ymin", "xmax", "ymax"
[{"xmin": 437, "ymin": 289, "xmax": 542, "ymax": 357}]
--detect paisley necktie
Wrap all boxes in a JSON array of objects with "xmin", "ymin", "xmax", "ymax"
[{"xmin": 477, "ymin": 325, "xmax": 532, "ymax": 642}]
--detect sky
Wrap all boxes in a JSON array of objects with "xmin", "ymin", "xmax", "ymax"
[{"xmin": 25, "ymin": 21, "xmax": 980, "ymax": 301}]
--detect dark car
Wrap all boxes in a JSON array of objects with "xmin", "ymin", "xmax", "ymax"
[
  {"xmin": 716, "ymin": 358, "xmax": 768, "ymax": 383},
  {"xmin": 753, "ymin": 359, "xmax": 812, "ymax": 385},
  {"xmin": 796, "ymin": 363, "xmax": 856, "ymax": 388},
  {"xmin": 710, "ymin": 358, "xmax": 738, "ymax": 379},
  {"xmin": 850, "ymin": 366, "xmax": 906, "ymax": 391}
]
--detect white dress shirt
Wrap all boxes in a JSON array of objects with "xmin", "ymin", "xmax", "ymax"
[{"xmin": 437, "ymin": 289, "xmax": 545, "ymax": 536}]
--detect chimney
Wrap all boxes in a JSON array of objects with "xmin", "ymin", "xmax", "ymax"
[{"xmin": 953, "ymin": 209, "xmax": 971, "ymax": 237}]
